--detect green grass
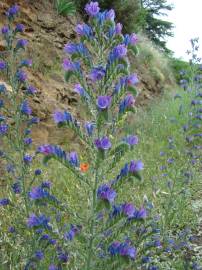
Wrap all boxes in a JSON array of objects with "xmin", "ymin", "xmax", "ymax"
[{"xmin": 41, "ymin": 86, "xmax": 201, "ymax": 234}]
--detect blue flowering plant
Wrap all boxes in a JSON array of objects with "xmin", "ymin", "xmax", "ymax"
[
  {"xmin": 36, "ymin": 2, "xmax": 172, "ymax": 269},
  {"xmin": 0, "ymin": 5, "xmax": 71, "ymax": 269}
]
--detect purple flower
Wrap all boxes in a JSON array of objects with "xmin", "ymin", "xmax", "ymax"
[
  {"xmin": 129, "ymin": 33, "xmax": 138, "ymax": 45},
  {"xmin": 1, "ymin": 25, "xmax": 9, "ymax": 34},
  {"xmin": 37, "ymin": 144, "xmax": 54, "ymax": 155},
  {"xmin": 124, "ymin": 135, "xmax": 138, "ymax": 145},
  {"xmin": 8, "ymin": 226, "xmax": 15, "ymax": 233},
  {"xmin": 133, "ymin": 207, "xmax": 147, "ymax": 219},
  {"xmin": 97, "ymin": 184, "xmax": 116, "ymax": 203},
  {"xmin": 68, "ymin": 151, "xmax": 79, "ymax": 167},
  {"xmin": 126, "ymin": 74, "xmax": 139, "ymax": 85},
  {"xmin": 16, "ymin": 39, "xmax": 28, "ymax": 49},
  {"xmin": 74, "ymin": 84, "xmax": 85, "ymax": 96},
  {"xmin": 12, "ymin": 182, "xmax": 21, "ymax": 194},
  {"xmin": 94, "ymin": 136, "xmax": 111, "ymax": 150},
  {"xmin": 115, "ymin": 23, "xmax": 122, "ymax": 35},
  {"xmin": 0, "ymin": 198, "xmax": 10, "ymax": 206},
  {"xmin": 0, "ymin": 124, "xmax": 8, "ymax": 135},
  {"xmin": 24, "ymin": 137, "xmax": 32, "ymax": 145},
  {"xmin": 108, "ymin": 241, "xmax": 121, "ymax": 255},
  {"xmin": 119, "ymin": 94, "xmax": 135, "ymax": 113},
  {"xmin": 20, "ymin": 100, "xmax": 32, "ymax": 115},
  {"xmin": 89, "ymin": 66, "xmax": 105, "ymax": 82},
  {"xmin": 97, "ymin": 96, "xmax": 111, "ymax": 110},
  {"xmin": 6, "ymin": 4, "xmax": 20, "ymax": 18},
  {"xmin": 27, "ymin": 214, "xmax": 51, "ymax": 229},
  {"xmin": 85, "ymin": 1, "xmax": 100, "ymax": 17},
  {"xmin": 84, "ymin": 122, "xmax": 95, "ymax": 136},
  {"xmin": 129, "ymin": 160, "xmax": 144, "ymax": 173},
  {"xmin": 35, "ymin": 250, "xmax": 44, "ymax": 261},
  {"xmin": 106, "ymin": 9, "xmax": 115, "ymax": 21},
  {"xmin": 27, "ymin": 85, "xmax": 37, "ymax": 94},
  {"xmin": 29, "ymin": 186, "xmax": 49, "ymax": 200},
  {"xmin": 58, "ymin": 252, "xmax": 69, "ymax": 263},
  {"xmin": 122, "ymin": 203, "xmax": 136, "ymax": 217},
  {"xmin": 64, "ymin": 224, "xmax": 81, "ymax": 241},
  {"xmin": 53, "ymin": 111, "xmax": 72, "ymax": 124},
  {"xmin": 75, "ymin": 23, "xmax": 92, "ymax": 37},
  {"xmin": 0, "ymin": 61, "xmax": 6, "ymax": 70},
  {"xmin": 15, "ymin": 23, "xmax": 24, "ymax": 33},
  {"xmin": 23, "ymin": 154, "xmax": 33, "ymax": 164},
  {"xmin": 64, "ymin": 43, "xmax": 78, "ymax": 54},
  {"xmin": 63, "ymin": 58, "xmax": 81, "ymax": 73},
  {"xmin": 112, "ymin": 44, "xmax": 127, "ymax": 59},
  {"xmin": 119, "ymin": 242, "xmax": 137, "ymax": 259},
  {"xmin": 49, "ymin": 265, "xmax": 58, "ymax": 270},
  {"xmin": 109, "ymin": 241, "xmax": 136, "ymax": 259},
  {"xmin": 41, "ymin": 181, "xmax": 51, "ymax": 188},
  {"xmin": 110, "ymin": 204, "xmax": 123, "ymax": 218},
  {"xmin": 16, "ymin": 70, "xmax": 27, "ymax": 82}
]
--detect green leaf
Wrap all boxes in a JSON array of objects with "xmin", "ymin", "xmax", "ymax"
[
  {"xmin": 129, "ymin": 45, "xmax": 139, "ymax": 56},
  {"xmin": 64, "ymin": 71, "xmax": 73, "ymax": 82},
  {"xmin": 43, "ymin": 155, "xmax": 52, "ymax": 165},
  {"xmin": 127, "ymin": 86, "xmax": 138, "ymax": 97}
]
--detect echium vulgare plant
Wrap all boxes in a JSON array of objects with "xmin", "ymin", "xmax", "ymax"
[
  {"xmin": 36, "ymin": 2, "xmax": 176, "ymax": 270},
  {"xmin": 0, "ymin": 5, "xmax": 70, "ymax": 270},
  {"xmin": 180, "ymin": 38, "xmax": 202, "ymax": 170}
]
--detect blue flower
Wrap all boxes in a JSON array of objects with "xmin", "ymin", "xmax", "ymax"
[
  {"xmin": 124, "ymin": 135, "xmax": 138, "ymax": 145},
  {"xmin": 97, "ymin": 96, "xmax": 111, "ymax": 110},
  {"xmin": 94, "ymin": 136, "xmax": 112, "ymax": 150},
  {"xmin": 0, "ymin": 84, "xmax": 6, "ymax": 93},
  {"xmin": 122, "ymin": 203, "xmax": 136, "ymax": 218},
  {"xmin": 129, "ymin": 160, "xmax": 144, "ymax": 173},
  {"xmin": 16, "ymin": 70, "xmax": 27, "ymax": 82},
  {"xmin": 106, "ymin": 9, "xmax": 115, "ymax": 21},
  {"xmin": 115, "ymin": 23, "xmax": 122, "ymax": 35},
  {"xmin": 0, "ymin": 124, "xmax": 8, "ymax": 135},
  {"xmin": 48, "ymin": 265, "xmax": 58, "ymax": 270},
  {"xmin": 85, "ymin": 1, "xmax": 100, "ymax": 17},
  {"xmin": 64, "ymin": 224, "xmax": 81, "ymax": 241},
  {"xmin": 119, "ymin": 94, "xmax": 135, "ymax": 113},
  {"xmin": 53, "ymin": 111, "xmax": 72, "ymax": 124},
  {"xmin": 23, "ymin": 154, "xmax": 33, "ymax": 164},
  {"xmin": 84, "ymin": 122, "xmax": 95, "ymax": 136},
  {"xmin": 0, "ymin": 198, "xmax": 10, "ymax": 206},
  {"xmin": 0, "ymin": 61, "xmax": 6, "ymax": 70},
  {"xmin": 29, "ymin": 186, "xmax": 49, "ymax": 200},
  {"xmin": 75, "ymin": 23, "xmax": 93, "ymax": 38},
  {"xmin": 27, "ymin": 213, "xmax": 51, "ymax": 229},
  {"xmin": 12, "ymin": 182, "xmax": 21, "ymax": 194},
  {"xmin": 35, "ymin": 169, "xmax": 42, "ymax": 176},
  {"xmin": 89, "ymin": 66, "xmax": 105, "ymax": 82},
  {"xmin": 57, "ymin": 251, "xmax": 69, "ymax": 263},
  {"xmin": 15, "ymin": 23, "xmax": 25, "ymax": 33},
  {"xmin": 63, "ymin": 58, "xmax": 80, "ymax": 72},
  {"xmin": 20, "ymin": 100, "xmax": 32, "ymax": 115},
  {"xmin": 35, "ymin": 250, "xmax": 44, "ymax": 261},
  {"xmin": 6, "ymin": 4, "xmax": 20, "ymax": 18},
  {"xmin": 1, "ymin": 25, "xmax": 9, "ymax": 34},
  {"xmin": 112, "ymin": 44, "xmax": 127, "ymax": 60},
  {"xmin": 68, "ymin": 151, "xmax": 79, "ymax": 167},
  {"xmin": 16, "ymin": 39, "xmax": 28, "ymax": 49},
  {"xmin": 97, "ymin": 184, "xmax": 116, "ymax": 203},
  {"xmin": 24, "ymin": 138, "xmax": 32, "ymax": 145}
]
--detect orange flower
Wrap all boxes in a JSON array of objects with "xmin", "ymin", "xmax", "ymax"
[{"xmin": 80, "ymin": 163, "xmax": 89, "ymax": 173}]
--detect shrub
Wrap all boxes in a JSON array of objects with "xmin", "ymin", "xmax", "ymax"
[{"xmin": 54, "ymin": 0, "xmax": 76, "ymax": 16}]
